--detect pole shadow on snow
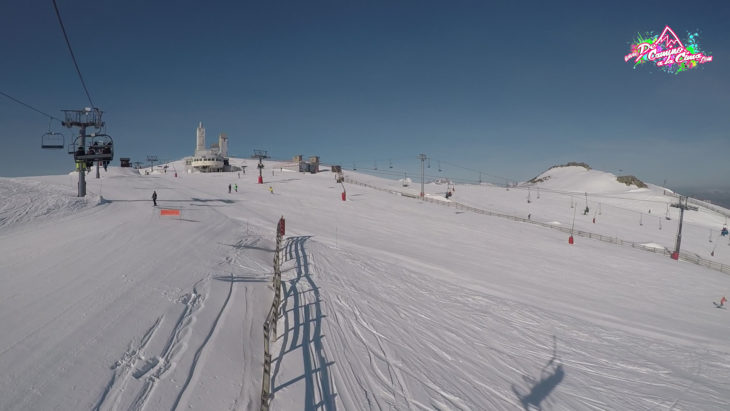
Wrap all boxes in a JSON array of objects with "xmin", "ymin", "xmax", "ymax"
[
  {"xmin": 220, "ymin": 239, "xmax": 275, "ymax": 253},
  {"xmin": 98, "ymin": 198, "xmax": 234, "ymax": 205},
  {"xmin": 271, "ymin": 236, "xmax": 337, "ymax": 411},
  {"xmin": 170, "ymin": 218, "xmax": 201, "ymax": 223},
  {"xmin": 190, "ymin": 198, "xmax": 235, "ymax": 204},
  {"xmin": 271, "ymin": 178, "xmax": 302, "ymax": 183},
  {"xmin": 512, "ymin": 336, "xmax": 565, "ymax": 411},
  {"xmin": 213, "ymin": 275, "xmax": 269, "ymax": 283}
]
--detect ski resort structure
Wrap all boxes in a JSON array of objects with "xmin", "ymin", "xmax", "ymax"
[{"xmin": 184, "ymin": 122, "xmax": 240, "ymax": 173}]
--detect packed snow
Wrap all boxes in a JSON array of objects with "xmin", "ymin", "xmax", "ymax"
[{"xmin": 0, "ymin": 161, "xmax": 728, "ymax": 410}]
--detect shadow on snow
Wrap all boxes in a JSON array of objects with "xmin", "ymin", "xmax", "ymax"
[
  {"xmin": 272, "ymin": 235, "xmax": 337, "ymax": 411},
  {"xmin": 512, "ymin": 336, "xmax": 565, "ymax": 411}
]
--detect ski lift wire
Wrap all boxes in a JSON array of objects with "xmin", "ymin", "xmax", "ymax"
[
  {"xmin": 0, "ymin": 90, "xmax": 63, "ymax": 122},
  {"xmin": 52, "ymin": 0, "xmax": 96, "ymax": 109}
]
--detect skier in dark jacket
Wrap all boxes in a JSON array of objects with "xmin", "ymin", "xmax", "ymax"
[{"xmin": 152, "ymin": 190, "xmax": 157, "ymax": 206}]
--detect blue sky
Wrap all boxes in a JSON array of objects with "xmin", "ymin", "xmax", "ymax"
[{"xmin": 1, "ymin": 0, "xmax": 728, "ymax": 191}]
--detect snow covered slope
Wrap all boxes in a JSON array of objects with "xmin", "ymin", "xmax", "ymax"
[
  {"xmin": 529, "ymin": 165, "xmax": 648, "ymax": 194},
  {"xmin": 0, "ymin": 162, "xmax": 728, "ymax": 410},
  {"xmin": 0, "ymin": 177, "xmax": 97, "ymax": 230}
]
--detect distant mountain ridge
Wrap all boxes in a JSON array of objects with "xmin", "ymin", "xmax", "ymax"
[{"xmin": 679, "ymin": 188, "xmax": 730, "ymax": 210}]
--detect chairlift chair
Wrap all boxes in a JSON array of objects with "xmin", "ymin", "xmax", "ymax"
[
  {"xmin": 70, "ymin": 134, "xmax": 114, "ymax": 170},
  {"xmin": 41, "ymin": 132, "xmax": 65, "ymax": 149}
]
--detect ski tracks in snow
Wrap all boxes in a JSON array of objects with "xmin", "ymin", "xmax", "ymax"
[
  {"xmin": 93, "ymin": 229, "xmax": 274, "ymax": 411},
  {"xmin": 94, "ymin": 276, "xmax": 233, "ymax": 411},
  {"xmin": 272, "ymin": 237, "xmax": 730, "ymax": 410}
]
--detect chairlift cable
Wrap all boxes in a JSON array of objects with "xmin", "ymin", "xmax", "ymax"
[
  {"xmin": 52, "ymin": 0, "xmax": 96, "ymax": 109},
  {"xmin": 0, "ymin": 90, "xmax": 63, "ymax": 122}
]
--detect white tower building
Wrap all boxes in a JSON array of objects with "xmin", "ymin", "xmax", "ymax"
[
  {"xmin": 218, "ymin": 133, "xmax": 228, "ymax": 157},
  {"xmin": 185, "ymin": 122, "xmax": 238, "ymax": 173},
  {"xmin": 196, "ymin": 122, "xmax": 206, "ymax": 154}
]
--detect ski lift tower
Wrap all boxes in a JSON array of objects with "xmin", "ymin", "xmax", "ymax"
[
  {"xmin": 418, "ymin": 153, "xmax": 428, "ymax": 198},
  {"xmin": 147, "ymin": 155, "xmax": 158, "ymax": 172},
  {"xmin": 253, "ymin": 149, "xmax": 269, "ymax": 184},
  {"xmin": 62, "ymin": 108, "xmax": 104, "ymax": 197},
  {"xmin": 670, "ymin": 196, "xmax": 698, "ymax": 260}
]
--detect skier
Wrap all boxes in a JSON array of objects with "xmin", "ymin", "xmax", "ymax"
[
  {"xmin": 228, "ymin": 184, "xmax": 231, "ymax": 193},
  {"xmin": 721, "ymin": 296, "xmax": 727, "ymax": 307},
  {"xmin": 152, "ymin": 190, "xmax": 157, "ymax": 206},
  {"xmin": 269, "ymin": 186, "xmax": 274, "ymax": 194},
  {"xmin": 721, "ymin": 227, "xmax": 728, "ymax": 237},
  {"xmin": 234, "ymin": 183, "xmax": 238, "ymax": 192}
]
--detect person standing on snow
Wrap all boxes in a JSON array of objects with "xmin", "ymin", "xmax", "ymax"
[
  {"xmin": 269, "ymin": 186, "xmax": 274, "ymax": 194},
  {"xmin": 152, "ymin": 190, "xmax": 157, "ymax": 206},
  {"xmin": 228, "ymin": 184, "xmax": 231, "ymax": 193},
  {"xmin": 234, "ymin": 183, "xmax": 238, "ymax": 192}
]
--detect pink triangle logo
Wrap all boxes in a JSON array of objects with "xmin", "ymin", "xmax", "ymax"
[{"xmin": 655, "ymin": 26, "xmax": 684, "ymax": 51}]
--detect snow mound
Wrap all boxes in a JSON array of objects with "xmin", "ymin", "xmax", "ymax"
[
  {"xmin": 641, "ymin": 243, "xmax": 668, "ymax": 250},
  {"xmin": 528, "ymin": 166, "xmax": 650, "ymax": 194},
  {"xmin": 104, "ymin": 166, "xmax": 143, "ymax": 177},
  {"xmin": 67, "ymin": 166, "xmax": 142, "ymax": 178},
  {"xmin": 0, "ymin": 178, "xmax": 95, "ymax": 230}
]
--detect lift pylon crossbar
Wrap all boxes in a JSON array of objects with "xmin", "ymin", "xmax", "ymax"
[{"xmin": 61, "ymin": 108, "xmax": 104, "ymax": 128}]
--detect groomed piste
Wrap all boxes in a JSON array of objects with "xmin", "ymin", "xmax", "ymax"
[{"xmin": 0, "ymin": 160, "xmax": 728, "ymax": 410}]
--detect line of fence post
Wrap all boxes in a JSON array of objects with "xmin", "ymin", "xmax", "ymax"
[
  {"xmin": 261, "ymin": 216, "xmax": 285, "ymax": 411},
  {"xmin": 343, "ymin": 177, "xmax": 730, "ymax": 275}
]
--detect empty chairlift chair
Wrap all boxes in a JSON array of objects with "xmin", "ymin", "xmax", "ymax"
[{"xmin": 41, "ymin": 132, "xmax": 65, "ymax": 149}]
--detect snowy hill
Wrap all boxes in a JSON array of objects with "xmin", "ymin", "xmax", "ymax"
[
  {"xmin": 528, "ymin": 164, "xmax": 648, "ymax": 194},
  {"xmin": 0, "ymin": 161, "xmax": 729, "ymax": 410}
]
